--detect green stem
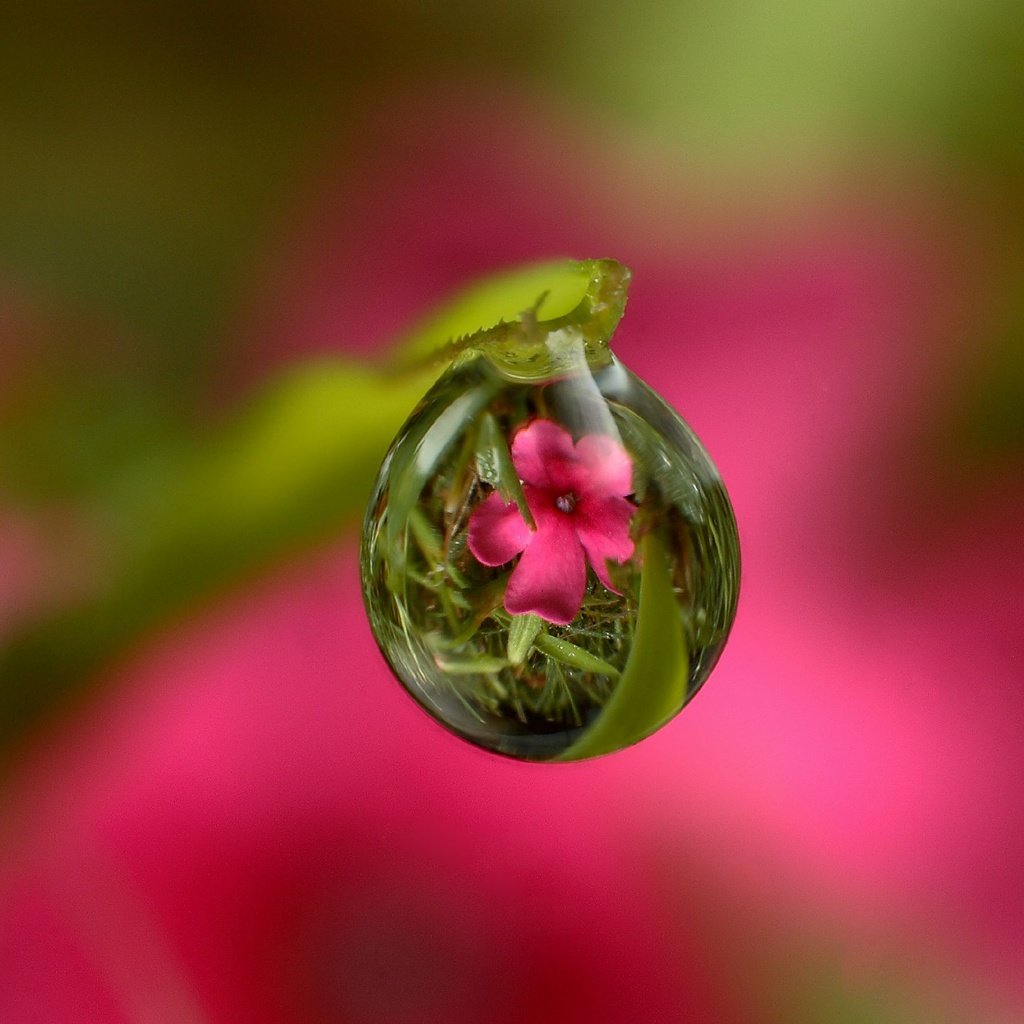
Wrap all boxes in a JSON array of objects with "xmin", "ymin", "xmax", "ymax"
[{"xmin": 390, "ymin": 258, "xmax": 632, "ymax": 381}]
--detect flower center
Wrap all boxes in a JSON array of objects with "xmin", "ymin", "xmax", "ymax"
[{"xmin": 555, "ymin": 492, "xmax": 578, "ymax": 514}]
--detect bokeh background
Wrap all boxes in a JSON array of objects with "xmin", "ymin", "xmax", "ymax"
[{"xmin": 1, "ymin": 3, "xmax": 1023, "ymax": 1021}]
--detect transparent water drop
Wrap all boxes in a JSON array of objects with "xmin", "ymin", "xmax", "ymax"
[{"xmin": 361, "ymin": 260, "xmax": 739, "ymax": 762}]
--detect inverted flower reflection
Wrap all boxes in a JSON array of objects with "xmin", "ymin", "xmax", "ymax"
[{"xmin": 467, "ymin": 419, "xmax": 635, "ymax": 624}]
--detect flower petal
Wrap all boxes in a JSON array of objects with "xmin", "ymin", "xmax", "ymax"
[
  {"xmin": 574, "ymin": 433, "xmax": 633, "ymax": 498},
  {"xmin": 467, "ymin": 492, "xmax": 533, "ymax": 566},
  {"xmin": 576, "ymin": 495, "xmax": 636, "ymax": 593},
  {"xmin": 504, "ymin": 511, "xmax": 586, "ymax": 625},
  {"xmin": 510, "ymin": 419, "xmax": 577, "ymax": 491}
]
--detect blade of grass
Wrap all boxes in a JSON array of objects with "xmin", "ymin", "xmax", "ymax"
[
  {"xmin": 507, "ymin": 613, "xmax": 543, "ymax": 665},
  {"xmin": 475, "ymin": 413, "xmax": 535, "ymax": 528},
  {"xmin": 534, "ymin": 634, "xmax": 621, "ymax": 679}
]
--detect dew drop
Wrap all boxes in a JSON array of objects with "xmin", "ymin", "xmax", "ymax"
[{"xmin": 361, "ymin": 263, "xmax": 739, "ymax": 762}]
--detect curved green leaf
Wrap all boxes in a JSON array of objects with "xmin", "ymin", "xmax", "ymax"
[{"xmin": 556, "ymin": 532, "xmax": 689, "ymax": 761}]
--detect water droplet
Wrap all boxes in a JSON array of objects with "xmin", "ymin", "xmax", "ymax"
[{"xmin": 361, "ymin": 262, "xmax": 739, "ymax": 761}]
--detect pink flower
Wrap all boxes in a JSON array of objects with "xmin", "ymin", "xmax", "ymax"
[{"xmin": 467, "ymin": 419, "xmax": 636, "ymax": 625}]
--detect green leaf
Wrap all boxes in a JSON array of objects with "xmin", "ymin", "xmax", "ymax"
[
  {"xmin": 556, "ymin": 531, "xmax": 689, "ymax": 761},
  {"xmin": 534, "ymin": 634, "xmax": 621, "ymax": 679},
  {"xmin": 507, "ymin": 613, "xmax": 544, "ymax": 665},
  {"xmin": 383, "ymin": 377, "xmax": 501, "ymax": 592},
  {"xmin": 435, "ymin": 656, "xmax": 509, "ymax": 675},
  {"xmin": 0, "ymin": 259, "xmax": 606, "ymax": 770},
  {"xmin": 389, "ymin": 260, "xmax": 594, "ymax": 368},
  {"xmin": 407, "ymin": 506, "xmax": 444, "ymax": 566},
  {"xmin": 475, "ymin": 412, "xmax": 535, "ymax": 528}
]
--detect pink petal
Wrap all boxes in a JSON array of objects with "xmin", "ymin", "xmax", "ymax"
[
  {"xmin": 510, "ymin": 419, "xmax": 577, "ymax": 491},
  {"xmin": 467, "ymin": 492, "xmax": 533, "ymax": 566},
  {"xmin": 575, "ymin": 495, "xmax": 636, "ymax": 593},
  {"xmin": 574, "ymin": 433, "xmax": 633, "ymax": 498},
  {"xmin": 505, "ymin": 511, "xmax": 586, "ymax": 625}
]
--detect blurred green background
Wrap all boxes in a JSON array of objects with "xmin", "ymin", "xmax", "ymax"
[{"xmin": 4, "ymin": 1, "xmax": 1023, "ymax": 344}]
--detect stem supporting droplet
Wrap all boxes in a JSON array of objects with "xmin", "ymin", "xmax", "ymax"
[
  {"xmin": 473, "ymin": 258, "xmax": 631, "ymax": 382},
  {"xmin": 397, "ymin": 258, "xmax": 632, "ymax": 383}
]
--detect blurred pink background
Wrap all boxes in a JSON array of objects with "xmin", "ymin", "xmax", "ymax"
[{"xmin": 2, "ymin": 8, "xmax": 1023, "ymax": 1022}]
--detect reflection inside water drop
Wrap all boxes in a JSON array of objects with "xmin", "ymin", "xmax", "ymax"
[{"xmin": 361, "ymin": 353, "xmax": 739, "ymax": 762}]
